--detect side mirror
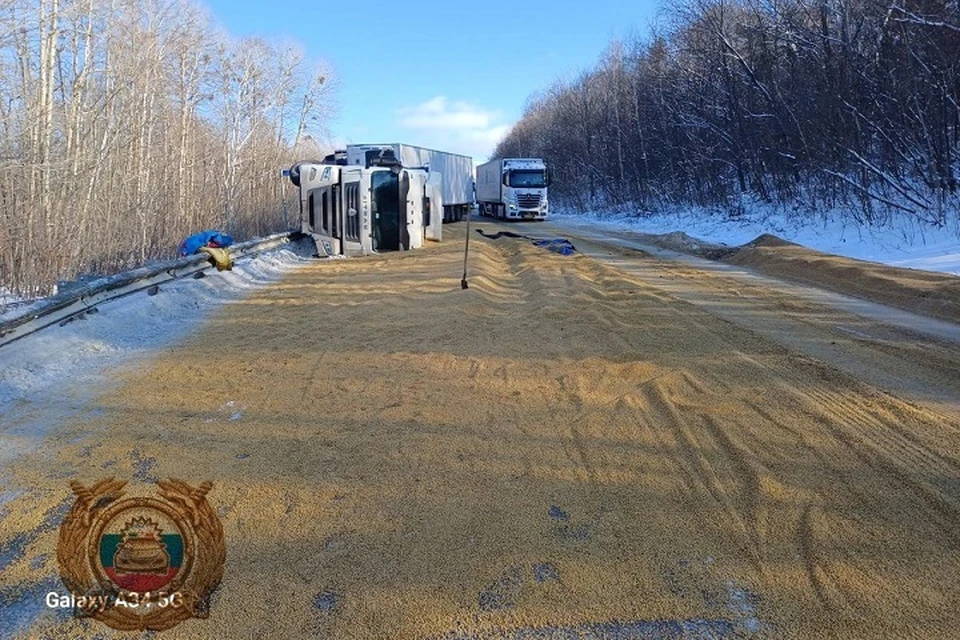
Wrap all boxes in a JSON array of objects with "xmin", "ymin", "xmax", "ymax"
[
  {"xmin": 502, "ymin": 172, "xmax": 510, "ymax": 187},
  {"xmin": 545, "ymin": 173, "xmax": 551, "ymax": 187}
]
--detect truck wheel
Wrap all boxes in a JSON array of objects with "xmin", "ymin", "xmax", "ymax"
[
  {"xmin": 288, "ymin": 160, "xmax": 324, "ymax": 187},
  {"xmin": 288, "ymin": 162, "xmax": 303, "ymax": 187}
]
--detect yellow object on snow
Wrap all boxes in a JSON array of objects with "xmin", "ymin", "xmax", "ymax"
[{"xmin": 198, "ymin": 246, "xmax": 233, "ymax": 271}]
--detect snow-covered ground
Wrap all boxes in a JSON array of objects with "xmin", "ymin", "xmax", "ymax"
[
  {"xmin": 0, "ymin": 247, "xmax": 310, "ymax": 470},
  {"xmin": 552, "ymin": 208, "xmax": 960, "ymax": 276},
  {"xmin": 0, "ymin": 288, "xmax": 30, "ymax": 314}
]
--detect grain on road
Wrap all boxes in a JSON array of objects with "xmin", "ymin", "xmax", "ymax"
[{"xmin": 2, "ymin": 222, "xmax": 959, "ymax": 639}]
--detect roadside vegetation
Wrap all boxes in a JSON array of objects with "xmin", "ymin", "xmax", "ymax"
[
  {"xmin": 0, "ymin": 0, "xmax": 335, "ymax": 302},
  {"xmin": 495, "ymin": 0, "xmax": 960, "ymax": 229}
]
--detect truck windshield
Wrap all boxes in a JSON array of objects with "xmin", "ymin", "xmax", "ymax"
[{"xmin": 508, "ymin": 170, "xmax": 546, "ymax": 188}]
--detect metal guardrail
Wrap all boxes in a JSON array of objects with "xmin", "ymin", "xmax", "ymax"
[{"xmin": 0, "ymin": 232, "xmax": 296, "ymax": 349}]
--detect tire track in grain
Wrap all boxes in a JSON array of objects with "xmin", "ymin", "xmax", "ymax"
[
  {"xmin": 797, "ymin": 502, "xmax": 840, "ymax": 612},
  {"xmin": 797, "ymin": 380, "xmax": 960, "ymax": 505},
  {"xmin": 640, "ymin": 374, "xmax": 765, "ymax": 573},
  {"xmin": 700, "ymin": 413, "xmax": 765, "ymax": 569},
  {"xmin": 794, "ymin": 387, "xmax": 960, "ymax": 547}
]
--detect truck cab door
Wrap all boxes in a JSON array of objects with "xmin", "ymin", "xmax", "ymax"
[{"xmin": 425, "ymin": 171, "xmax": 443, "ymax": 241}]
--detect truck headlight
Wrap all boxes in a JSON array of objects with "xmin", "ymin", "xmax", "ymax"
[{"xmin": 509, "ymin": 204, "xmax": 518, "ymax": 210}]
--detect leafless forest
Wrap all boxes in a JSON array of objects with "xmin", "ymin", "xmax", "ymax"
[
  {"xmin": 496, "ymin": 0, "xmax": 960, "ymax": 226},
  {"xmin": 0, "ymin": 0, "xmax": 334, "ymax": 300}
]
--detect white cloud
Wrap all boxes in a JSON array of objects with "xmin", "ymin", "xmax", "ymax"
[
  {"xmin": 463, "ymin": 124, "xmax": 512, "ymax": 148},
  {"xmin": 395, "ymin": 96, "xmax": 513, "ymax": 161},
  {"xmin": 398, "ymin": 96, "xmax": 493, "ymax": 129}
]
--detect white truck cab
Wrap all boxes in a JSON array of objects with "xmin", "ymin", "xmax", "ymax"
[
  {"xmin": 476, "ymin": 157, "xmax": 549, "ymax": 221},
  {"xmin": 289, "ymin": 155, "xmax": 440, "ymax": 257},
  {"xmin": 344, "ymin": 144, "xmax": 473, "ymax": 223}
]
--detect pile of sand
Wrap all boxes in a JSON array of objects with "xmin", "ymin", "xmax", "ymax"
[
  {"xmin": 719, "ymin": 234, "xmax": 960, "ymax": 323},
  {"xmin": 638, "ymin": 228, "xmax": 959, "ymax": 323}
]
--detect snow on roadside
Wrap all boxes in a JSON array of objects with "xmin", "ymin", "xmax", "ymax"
[
  {"xmin": 0, "ymin": 247, "xmax": 311, "ymax": 469},
  {"xmin": 0, "ymin": 288, "xmax": 31, "ymax": 315},
  {"xmin": 552, "ymin": 208, "xmax": 960, "ymax": 276}
]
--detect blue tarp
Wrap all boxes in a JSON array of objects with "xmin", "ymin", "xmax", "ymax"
[
  {"xmin": 531, "ymin": 238, "xmax": 577, "ymax": 256},
  {"xmin": 475, "ymin": 229, "xmax": 577, "ymax": 256},
  {"xmin": 179, "ymin": 230, "xmax": 234, "ymax": 257}
]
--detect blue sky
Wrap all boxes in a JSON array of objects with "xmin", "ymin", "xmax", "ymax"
[{"xmin": 202, "ymin": 0, "xmax": 661, "ymax": 162}]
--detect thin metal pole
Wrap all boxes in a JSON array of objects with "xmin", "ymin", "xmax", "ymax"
[{"xmin": 461, "ymin": 209, "xmax": 472, "ymax": 290}]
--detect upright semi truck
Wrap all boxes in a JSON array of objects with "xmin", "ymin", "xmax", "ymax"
[
  {"xmin": 476, "ymin": 158, "xmax": 549, "ymax": 220},
  {"xmin": 288, "ymin": 151, "xmax": 443, "ymax": 257},
  {"xmin": 344, "ymin": 144, "xmax": 474, "ymax": 222}
]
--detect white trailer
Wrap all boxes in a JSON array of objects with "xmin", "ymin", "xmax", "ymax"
[
  {"xmin": 345, "ymin": 144, "xmax": 474, "ymax": 222},
  {"xmin": 476, "ymin": 158, "xmax": 549, "ymax": 221},
  {"xmin": 288, "ymin": 156, "xmax": 443, "ymax": 257}
]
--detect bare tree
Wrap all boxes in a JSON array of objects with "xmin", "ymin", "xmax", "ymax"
[
  {"xmin": 493, "ymin": 0, "xmax": 960, "ymax": 228},
  {"xmin": 0, "ymin": 0, "xmax": 337, "ymax": 304}
]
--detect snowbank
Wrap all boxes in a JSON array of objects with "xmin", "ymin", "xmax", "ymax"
[
  {"xmin": 552, "ymin": 208, "xmax": 960, "ymax": 276},
  {"xmin": 0, "ymin": 288, "xmax": 31, "ymax": 314}
]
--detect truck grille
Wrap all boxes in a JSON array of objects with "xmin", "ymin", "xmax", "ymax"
[{"xmin": 516, "ymin": 193, "xmax": 541, "ymax": 208}]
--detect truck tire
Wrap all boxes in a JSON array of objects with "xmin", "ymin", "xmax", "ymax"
[
  {"xmin": 288, "ymin": 162, "xmax": 303, "ymax": 187},
  {"xmin": 288, "ymin": 160, "xmax": 323, "ymax": 187}
]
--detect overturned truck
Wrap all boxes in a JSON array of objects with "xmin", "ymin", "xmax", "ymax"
[
  {"xmin": 327, "ymin": 144, "xmax": 475, "ymax": 222},
  {"xmin": 288, "ymin": 150, "xmax": 443, "ymax": 257}
]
